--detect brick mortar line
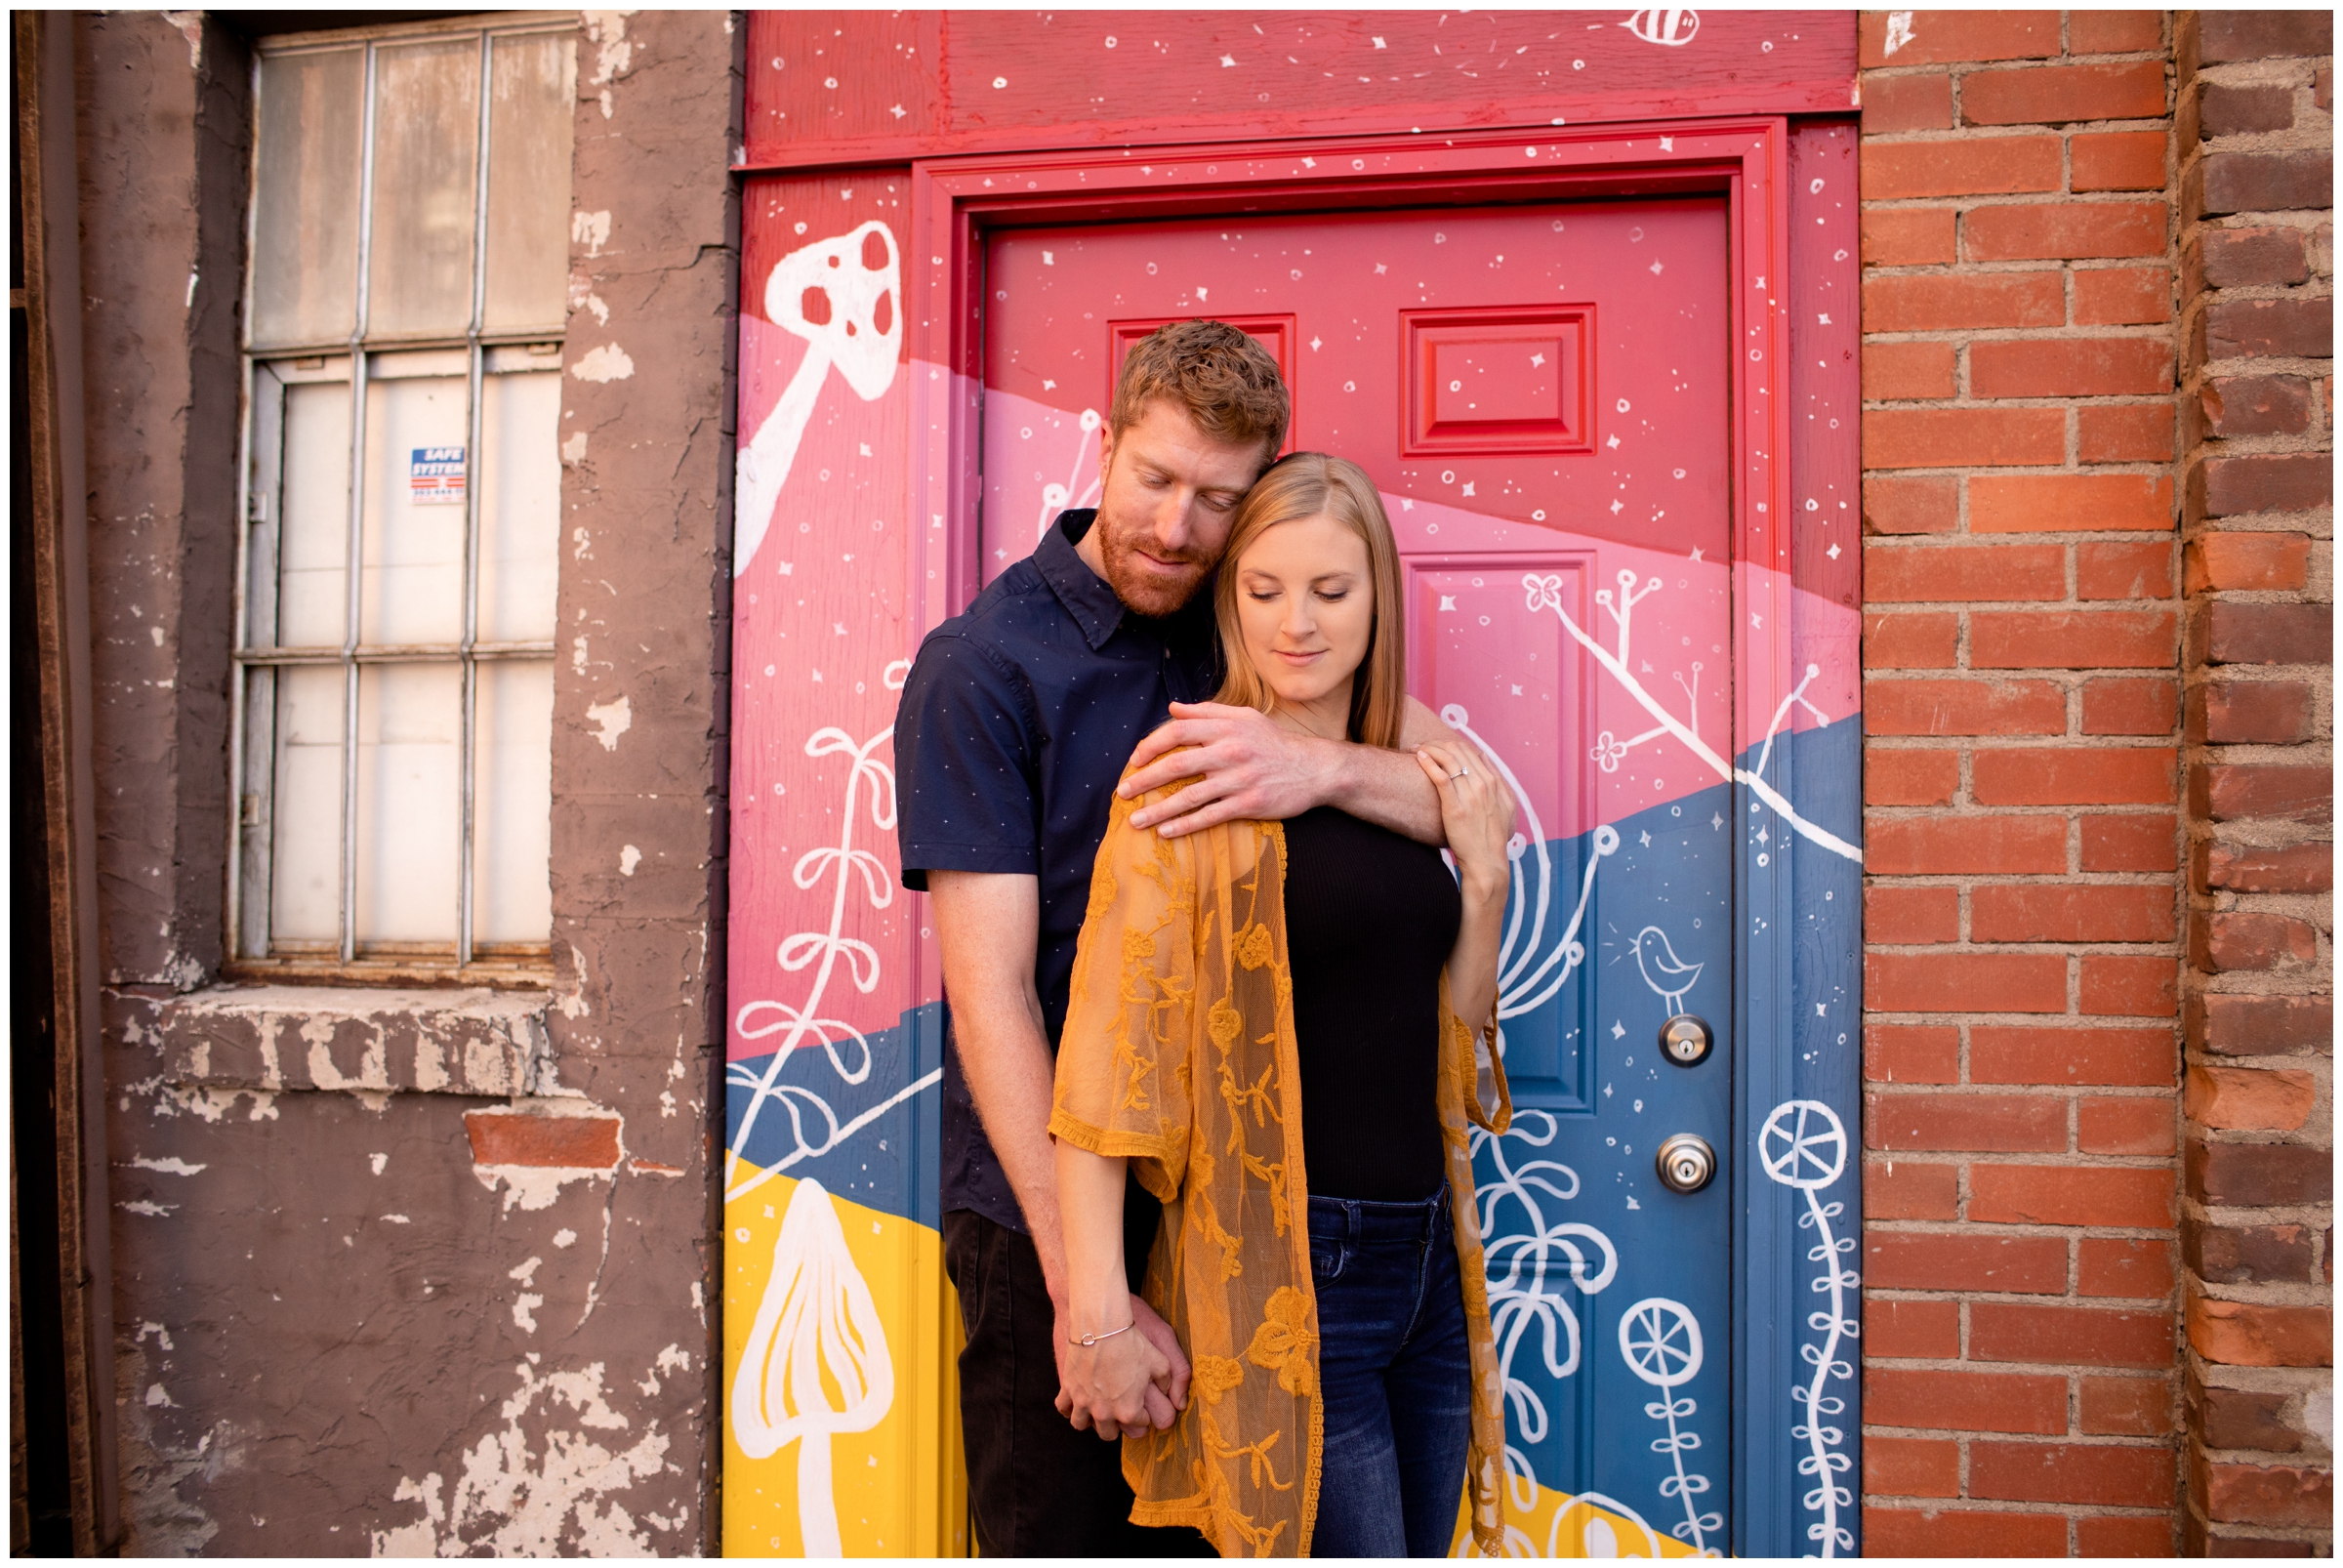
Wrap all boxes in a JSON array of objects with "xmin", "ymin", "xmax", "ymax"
[
  {"xmin": 1861, "ymin": 123, "xmax": 2179, "ymax": 144},
  {"xmin": 1865, "ymin": 1089, "xmax": 2180, "ymax": 1101},
  {"xmin": 1866, "ymin": 399, "xmax": 2179, "ymax": 411},
  {"xmin": 1863, "ymin": 1424, "xmax": 2182, "ymax": 1445},
  {"xmin": 1866, "ymin": 946, "xmax": 2183, "ymax": 958},
  {"xmin": 1860, "ymin": 253, "xmax": 2188, "ymax": 264},
  {"xmin": 1865, "ymin": 398, "xmax": 2179, "ymax": 411},
  {"xmin": 1862, "ymin": 875, "xmax": 2182, "ymax": 887},
  {"xmin": 1858, "ymin": 187, "xmax": 2174, "ymax": 201},
  {"xmin": 2172, "ymin": 1223, "xmax": 2342, "ymax": 1243},
  {"xmin": 1866, "ymin": 1087, "xmax": 2183, "ymax": 1099},
  {"xmin": 2187, "ymin": 133, "xmax": 2339, "ymax": 156},
  {"xmin": 1861, "ymin": 800, "xmax": 2180, "ymax": 808},
  {"xmin": 1855, "ymin": 1218, "xmax": 2183, "ymax": 1237},
  {"xmin": 1863, "ymin": 1022, "xmax": 2182, "ymax": 1035},
  {"xmin": 1862, "ymin": 329, "xmax": 2181, "ymax": 344},
  {"xmin": 2185, "ymin": 1277, "xmax": 2338, "ymax": 1307},
  {"xmin": 1864, "ymin": 1438, "xmax": 2183, "ymax": 1455},
  {"xmin": 1862, "ymin": 1497, "xmax": 2180, "ymax": 1512},
  {"xmin": 1860, "ymin": 1148, "xmax": 2181, "ymax": 1168},
  {"xmin": 2176, "ymin": 277, "xmax": 2337, "ymax": 299},
  {"xmin": 1864, "ymin": 57, "xmax": 2175, "ymax": 76},
  {"xmin": 1865, "ymin": 127, "xmax": 2174, "ymax": 150}
]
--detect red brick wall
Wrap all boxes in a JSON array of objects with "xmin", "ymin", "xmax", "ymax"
[
  {"xmin": 1858, "ymin": 11, "xmax": 2189, "ymax": 1556},
  {"xmin": 2174, "ymin": 9, "xmax": 2336, "ymax": 1556},
  {"xmin": 1859, "ymin": 10, "xmax": 2336, "ymax": 1557}
]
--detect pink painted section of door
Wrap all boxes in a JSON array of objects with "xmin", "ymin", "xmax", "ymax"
[
  {"xmin": 973, "ymin": 198, "xmax": 1857, "ymax": 844},
  {"xmin": 730, "ymin": 174, "xmax": 924, "ymax": 1065}
]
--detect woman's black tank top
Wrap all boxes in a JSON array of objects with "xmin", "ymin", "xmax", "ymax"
[{"xmin": 1281, "ymin": 805, "xmax": 1463, "ymax": 1202}]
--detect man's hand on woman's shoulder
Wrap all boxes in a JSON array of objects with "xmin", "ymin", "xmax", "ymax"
[
  {"xmin": 1120, "ymin": 695, "xmax": 1516, "ymax": 846},
  {"xmin": 1119, "ymin": 701, "xmax": 1335, "ymax": 837}
]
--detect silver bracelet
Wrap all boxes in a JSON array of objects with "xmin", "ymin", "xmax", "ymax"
[{"xmin": 1069, "ymin": 1321, "xmax": 1134, "ymax": 1348}]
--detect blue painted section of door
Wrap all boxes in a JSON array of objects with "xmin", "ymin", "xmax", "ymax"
[
  {"xmin": 1480, "ymin": 720, "xmax": 1861, "ymax": 1557},
  {"xmin": 1471, "ymin": 778, "xmax": 1735, "ymax": 1555},
  {"xmin": 726, "ymin": 1001, "xmax": 946, "ymax": 1231}
]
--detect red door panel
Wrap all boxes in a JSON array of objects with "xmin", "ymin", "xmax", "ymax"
[{"xmin": 979, "ymin": 199, "xmax": 1740, "ymax": 1549}]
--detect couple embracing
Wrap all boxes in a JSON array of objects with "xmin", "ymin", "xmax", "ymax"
[{"xmin": 896, "ymin": 322, "xmax": 1516, "ymax": 1558}]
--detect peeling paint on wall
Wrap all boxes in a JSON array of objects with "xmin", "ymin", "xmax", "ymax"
[
  {"xmin": 570, "ymin": 343, "xmax": 636, "ymax": 383},
  {"xmin": 583, "ymin": 11, "xmax": 635, "ymax": 119},
  {"xmin": 370, "ymin": 1360, "xmax": 679, "ymax": 1557},
  {"xmin": 585, "ymin": 694, "xmax": 634, "ymax": 750}
]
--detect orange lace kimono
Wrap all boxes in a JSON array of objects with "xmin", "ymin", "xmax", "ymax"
[{"xmin": 1048, "ymin": 783, "xmax": 1513, "ymax": 1558}]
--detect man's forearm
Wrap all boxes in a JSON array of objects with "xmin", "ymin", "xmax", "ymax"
[
  {"xmin": 955, "ymin": 1004, "xmax": 1071, "ymax": 1300},
  {"xmin": 1318, "ymin": 737, "xmax": 1447, "ymax": 846}
]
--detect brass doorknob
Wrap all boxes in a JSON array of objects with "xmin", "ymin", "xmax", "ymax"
[
  {"xmin": 1658, "ymin": 1013, "xmax": 1713, "ymax": 1067},
  {"xmin": 1655, "ymin": 1133, "xmax": 1717, "ymax": 1194}
]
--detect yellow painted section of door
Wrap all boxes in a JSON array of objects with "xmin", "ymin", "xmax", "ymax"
[
  {"xmin": 1450, "ymin": 1477, "xmax": 1706, "ymax": 1558},
  {"xmin": 723, "ymin": 1166, "xmax": 966, "ymax": 1557}
]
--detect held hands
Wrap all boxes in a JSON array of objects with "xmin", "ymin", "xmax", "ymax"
[
  {"xmin": 1415, "ymin": 739, "xmax": 1512, "ymax": 906},
  {"xmin": 1120, "ymin": 702, "xmax": 1327, "ymax": 837},
  {"xmin": 1054, "ymin": 1293, "xmax": 1190, "ymax": 1440}
]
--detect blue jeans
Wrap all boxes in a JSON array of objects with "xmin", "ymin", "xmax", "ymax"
[{"xmin": 1307, "ymin": 1187, "xmax": 1473, "ymax": 1558}]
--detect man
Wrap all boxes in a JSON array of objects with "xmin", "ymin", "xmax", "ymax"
[{"xmin": 895, "ymin": 321, "xmax": 1499, "ymax": 1555}]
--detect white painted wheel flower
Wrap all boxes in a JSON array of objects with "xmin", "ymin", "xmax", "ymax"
[
  {"xmin": 1619, "ymin": 1297, "xmax": 1704, "ymax": 1389},
  {"xmin": 1758, "ymin": 1099, "xmax": 1848, "ymax": 1191},
  {"xmin": 730, "ymin": 1176, "xmax": 894, "ymax": 1556}
]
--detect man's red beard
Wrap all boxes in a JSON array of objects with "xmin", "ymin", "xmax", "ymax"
[{"xmin": 1094, "ymin": 513, "xmax": 1214, "ymax": 618}]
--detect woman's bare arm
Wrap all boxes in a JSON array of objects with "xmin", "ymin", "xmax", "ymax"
[
  {"xmin": 1414, "ymin": 739, "xmax": 1512, "ymax": 1033},
  {"xmin": 1054, "ymin": 1142, "xmax": 1174, "ymax": 1438}
]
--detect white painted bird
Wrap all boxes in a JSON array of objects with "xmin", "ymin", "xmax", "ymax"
[{"xmin": 1633, "ymin": 925, "xmax": 1702, "ymax": 1013}]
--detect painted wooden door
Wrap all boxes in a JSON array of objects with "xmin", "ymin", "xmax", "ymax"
[
  {"xmin": 979, "ymin": 199, "xmax": 1774, "ymax": 1555},
  {"xmin": 725, "ymin": 176, "xmax": 966, "ymax": 1559}
]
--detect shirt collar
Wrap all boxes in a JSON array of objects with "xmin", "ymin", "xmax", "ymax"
[{"xmin": 1036, "ymin": 510, "xmax": 1130, "ymax": 650}]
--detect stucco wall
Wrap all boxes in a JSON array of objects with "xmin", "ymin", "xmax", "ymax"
[{"xmin": 87, "ymin": 13, "xmax": 742, "ymax": 1555}]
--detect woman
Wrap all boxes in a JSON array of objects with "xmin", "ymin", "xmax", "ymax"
[{"xmin": 1048, "ymin": 453, "xmax": 1515, "ymax": 1558}]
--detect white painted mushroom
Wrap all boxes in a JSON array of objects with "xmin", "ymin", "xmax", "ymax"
[
  {"xmin": 730, "ymin": 1176, "xmax": 895, "ymax": 1556},
  {"xmin": 735, "ymin": 221, "xmax": 903, "ymax": 576}
]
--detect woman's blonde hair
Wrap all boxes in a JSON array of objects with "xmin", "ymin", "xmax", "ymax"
[{"xmin": 1213, "ymin": 453, "xmax": 1408, "ymax": 750}]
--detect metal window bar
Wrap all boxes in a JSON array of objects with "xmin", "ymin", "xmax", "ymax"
[
  {"xmin": 228, "ymin": 21, "xmax": 567, "ymax": 974},
  {"xmin": 459, "ymin": 33, "xmax": 494, "ymax": 969},
  {"xmin": 338, "ymin": 42, "xmax": 378, "ymax": 967}
]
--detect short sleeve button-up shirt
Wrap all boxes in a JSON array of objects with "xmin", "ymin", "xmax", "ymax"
[{"xmin": 895, "ymin": 509, "xmax": 1220, "ymax": 1231}]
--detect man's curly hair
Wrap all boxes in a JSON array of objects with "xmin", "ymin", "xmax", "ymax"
[{"xmin": 1109, "ymin": 319, "xmax": 1290, "ymax": 469}]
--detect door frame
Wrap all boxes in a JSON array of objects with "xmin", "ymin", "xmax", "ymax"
[{"xmin": 903, "ymin": 119, "xmax": 1844, "ymax": 1557}]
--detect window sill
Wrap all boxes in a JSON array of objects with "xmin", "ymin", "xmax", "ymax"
[
  {"xmin": 118, "ymin": 982, "xmax": 555, "ymax": 1098},
  {"xmin": 225, "ymin": 957, "xmax": 555, "ymax": 991}
]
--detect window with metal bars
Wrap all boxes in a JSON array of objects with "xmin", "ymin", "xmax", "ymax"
[{"xmin": 230, "ymin": 20, "xmax": 574, "ymax": 977}]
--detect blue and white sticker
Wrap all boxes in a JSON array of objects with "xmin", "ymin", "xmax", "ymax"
[{"xmin": 409, "ymin": 446, "xmax": 466, "ymax": 506}]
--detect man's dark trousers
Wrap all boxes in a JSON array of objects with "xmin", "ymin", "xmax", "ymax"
[{"xmin": 944, "ymin": 1208, "xmax": 1214, "ymax": 1556}]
